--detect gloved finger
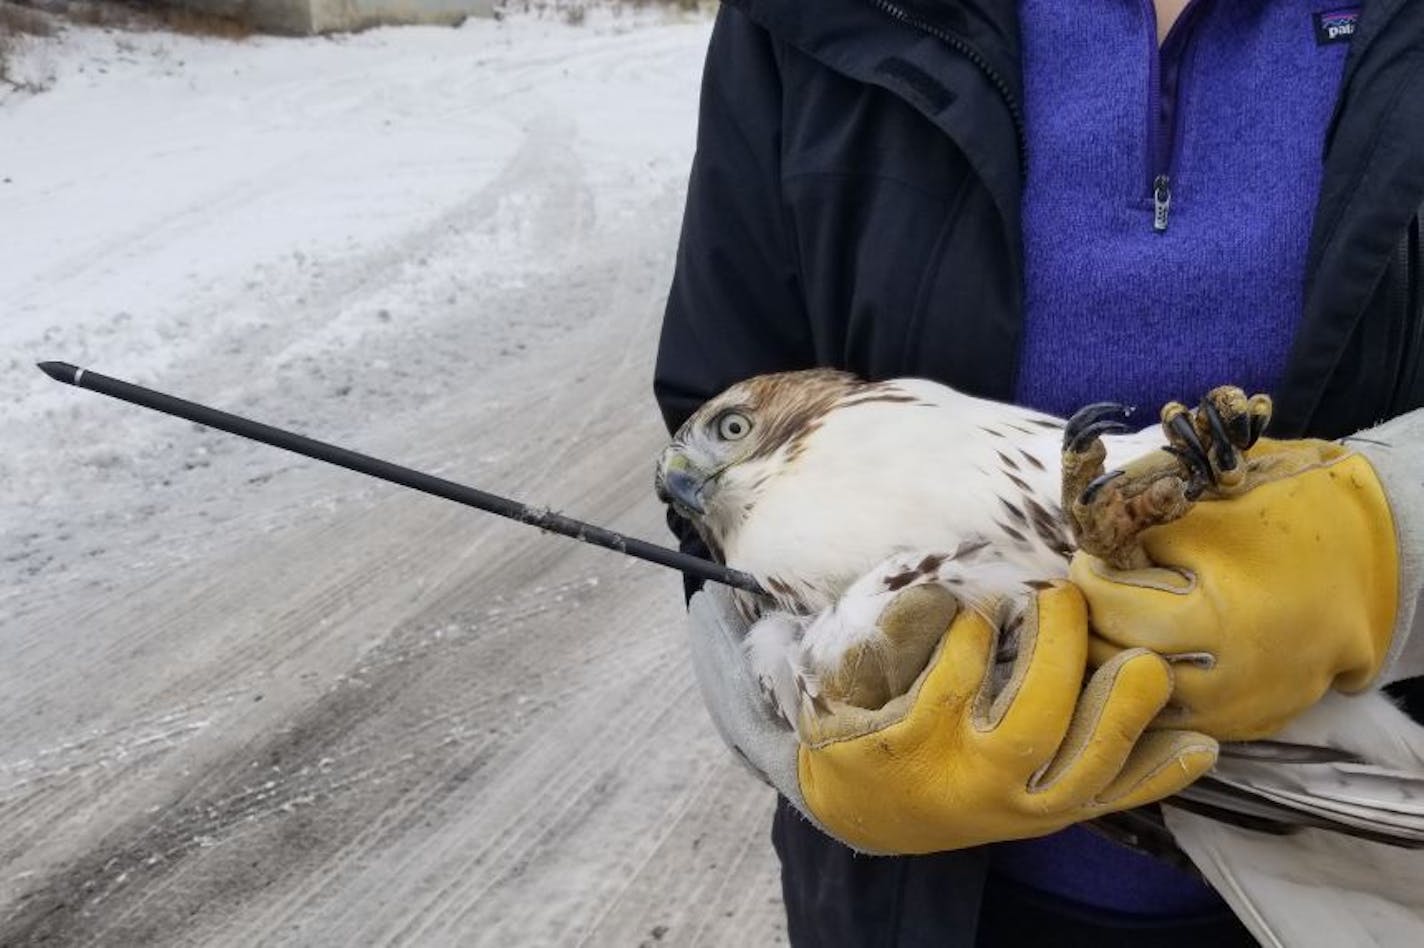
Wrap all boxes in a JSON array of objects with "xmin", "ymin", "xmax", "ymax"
[
  {"xmin": 1151, "ymin": 661, "xmax": 1327, "ymax": 741},
  {"xmin": 1086, "ymin": 634, "xmax": 1120, "ymax": 670},
  {"xmin": 1070, "ymin": 552, "xmax": 1205, "ymax": 654},
  {"xmin": 1028, "ymin": 648, "xmax": 1176, "ymax": 809},
  {"xmin": 990, "ymin": 584, "xmax": 1089, "ymax": 758},
  {"xmin": 1088, "ymin": 637, "xmax": 1218, "ymax": 690},
  {"xmin": 876, "ymin": 583, "xmax": 964, "ymax": 679},
  {"xmin": 1094, "ymin": 729, "xmax": 1218, "ymax": 810},
  {"xmin": 906, "ymin": 595, "xmax": 997, "ymax": 738},
  {"xmin": 1140, "ymin": 659, "xmax": 1218, "ymax": 726},
  {"xmin": 1086, "ymin": 643, "xmax": 1299, "ymax": 740}
]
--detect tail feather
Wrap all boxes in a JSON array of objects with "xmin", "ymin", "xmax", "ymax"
[
  {"xmin": 1166, "ymin": 807, "xmax": 1424, "ymax": 948},
  {"xmin": 1165, "ymin": 688, "xmax": 1424, "ymax": 944},
  {"xmin": 1182, "ymin": 770, "xmax": 1424, "ymax": 847}
]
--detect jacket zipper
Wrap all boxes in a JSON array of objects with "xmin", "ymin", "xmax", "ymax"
[
  {"xmin": 1152, "ymin": 174, "xmax": 1172, "ymax": 232},
  {"xmin": 869, "ymin": 0, "xmax": 1027, "ymax": 175},
  {"xmin": 1387, "ymin": 208, "xmax": 1424, "ymax": 414},
  {"xmin": 1145, "ymin": 0, "xmax": 1208, "ymax": 233}
]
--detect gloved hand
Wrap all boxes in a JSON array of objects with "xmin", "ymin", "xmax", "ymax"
[
  {"xmin": 1072, "ymin": 437, "xmax": 1400, "ymax": 741},
  {"xmin": 687, "ymin": 581, "xmax": 1217, "ymax": 855}
]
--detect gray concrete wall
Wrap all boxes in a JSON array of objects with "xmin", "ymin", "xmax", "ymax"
[
  {"xmin": 312, "ymin": 0, "xmax": 496, "ymax": 32},
  {"xmin": 180, "ymin": 0, "xmax": 495, "ymax": 34}
]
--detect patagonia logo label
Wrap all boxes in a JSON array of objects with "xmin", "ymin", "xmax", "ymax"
[{"xmin": 1313, "ymin": 7, "xmax": 1359, "ymax": 45}]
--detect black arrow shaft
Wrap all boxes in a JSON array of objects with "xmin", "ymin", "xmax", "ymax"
[{"xmin": 37, "ymin": 362, "xmax": 762, "ymax": 594}]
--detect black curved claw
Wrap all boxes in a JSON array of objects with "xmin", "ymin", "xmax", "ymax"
[
  {"xmin": 1247, "ymin": 412, "xmax": 1269, "ymax": 448},
  {"xmin": 1166, "ymin": 413, "xmax": 1216, "ymax": 487},
  {"xmin": 1200, "ymin": 401, "xmax": 1239, "ymax": 473},
  {"xmin": 1064, "ymin": 402, "xmax": 1135, "ymax": 451},
  {"xmin": 1066, "ymin": 420, "xmax": 1134, "ymax": 453},
  {"xmin": 1164, "ymin": 446, "xmax": 1212, "ymax": 499},
  {"xmin": 1080, "ymin": 469, "xmax": 1126, "ymax": 505}
]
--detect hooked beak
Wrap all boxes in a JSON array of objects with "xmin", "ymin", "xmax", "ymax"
[{"xmin": 656, "ymin": 450, "xmax": 709, "ymax": 516}]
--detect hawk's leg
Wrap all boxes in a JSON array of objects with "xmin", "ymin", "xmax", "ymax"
[
  {"xmin": 1061, "ymin": 387, "xmax": 1273, "ymax": 570},
  {"xmin": 1060, "ymin": 402, "xmax": 1135, "ymax": 513},
  {"xmin": 754, "ymin": 548, "xmax": 1031, "ymax": 735},
  {"xmin": 1160, "ymin": 386, "xmax": 1272, "ymax": 495}
]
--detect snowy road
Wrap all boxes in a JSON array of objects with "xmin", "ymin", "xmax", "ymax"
[{"xmin": 1, "ymin": 12, "xmax": 786, "ymax": 945}]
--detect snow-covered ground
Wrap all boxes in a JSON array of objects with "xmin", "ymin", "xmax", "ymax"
[{"xmin": 1, "ymin": 10, "xmax": 786, "ymax": 944}]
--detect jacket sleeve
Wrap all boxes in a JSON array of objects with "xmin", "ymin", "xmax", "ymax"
[
  {"xmin": 1355, "ymin": 409, "xmax": 1424, "ymax": 682},
  {"xmin": 654, "ymin": 6, "xmax": 813, "ymax": 435},
  {"xmin": 653, "ymin": 6, "xmax": 814, "ymax": 591}
]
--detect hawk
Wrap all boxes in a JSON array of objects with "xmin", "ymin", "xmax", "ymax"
[{"xmin": 656, "ymin": 369, "xmax": 1424, "ymax": 947}]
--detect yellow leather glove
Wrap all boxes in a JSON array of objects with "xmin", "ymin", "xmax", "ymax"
[
  {"xmin": 1071, "ymin": 438, "xmax": 1400, "ymax": 741},
  {"xmin": 787, "ymin": 584, "xmax": 1216, "ymax": 854}
]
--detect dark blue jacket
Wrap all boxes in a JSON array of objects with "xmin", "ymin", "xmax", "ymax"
[{"xmin": 654, "ymin": 1, "xmax": 1424, "ymax": 943}]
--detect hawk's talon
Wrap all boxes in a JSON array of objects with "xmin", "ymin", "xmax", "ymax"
[
  {"xmin": 1166, "ymin": 414, "xmax": 1217, "ymax": 486},
  {"xmin": 1062, "ymin": 386, "xmax": 1273, "ymax": 570},
  {"xmin": 1211, "ymin": 395, "xmax": 1252, "ymax": 448},
  {"xmin": 1163, "ymin": 445, "xmax": 1213, "ymax": 495},
  {"xmin": 1067, "ymin": 420, "xmax": 1134, "ymax": 453},
  {"xmin": 1081, "ymin": 469, "xmax": 1126, "ymax": 505},
  {"xmin": 1248, "ymin": 414, "xmax": 1268, "ymax": 447},
  {"xmin": 1246, "ymin": 395, "xmax": 1272, "ymax": 447},
  {"xmin": 1063, "ymin": 402, "xmax": 1135, "ymax": 451},
  {"xmin": 1180, "ymin": 387, "xmax": 1274, "ymax": 489},
  {"xmin": 1201, "ymin": 401, "xmax": 1239, "ymax": 473}
]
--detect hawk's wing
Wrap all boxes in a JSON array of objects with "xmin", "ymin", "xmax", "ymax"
[{"xmin": 1167, "ymin": 808, "xmax": 1424, "ymax": 947}]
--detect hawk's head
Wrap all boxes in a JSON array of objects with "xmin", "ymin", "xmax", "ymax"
[{"xmin": 655, "ymin": 369, "xmax": 863, "ymax": 558}]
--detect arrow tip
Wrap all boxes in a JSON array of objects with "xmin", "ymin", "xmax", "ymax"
[{"xmin": 37, "ymin": 361, "xmax": 80, "ymax": 385}]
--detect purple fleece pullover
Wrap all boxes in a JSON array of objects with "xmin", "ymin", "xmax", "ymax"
[{"xmin": 1001, "ymin": 0, "xmax": 1352, "ymax": 918}]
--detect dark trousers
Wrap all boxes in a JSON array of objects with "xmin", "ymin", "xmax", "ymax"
[{"xmin": 772, "ymin": 797, "xmax": 1259, "ymax": 947}]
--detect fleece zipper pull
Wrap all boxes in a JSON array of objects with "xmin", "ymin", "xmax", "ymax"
[
  {"xmin": 1153, "ymin": 175, "xmax": 1172, "ymax": 233},
  {"xmin": 1145, "ymin": 0, "xmax": 1208, "ymax": 234}
]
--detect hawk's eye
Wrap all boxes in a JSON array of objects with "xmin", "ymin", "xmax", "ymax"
[{"xmin": 716, "ymin": 411, "xmax": 753, "ymax": 441}]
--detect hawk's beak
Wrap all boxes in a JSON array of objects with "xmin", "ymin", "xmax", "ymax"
[{"xmin": 656, "ymin": 451, "xmax": 709, "ymax": 516}]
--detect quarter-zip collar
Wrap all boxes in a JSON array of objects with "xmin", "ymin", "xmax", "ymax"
[
  {"xmin": 1144, "ymin": 0, "xmax": 1211, "ymax": 233},
  {"xmin": 725, "ymin": 0, "xmax": 1424, "ymax": 438}
]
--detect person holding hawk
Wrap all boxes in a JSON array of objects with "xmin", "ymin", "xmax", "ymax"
[{"xmin": 653, "ymin": 1, "xmax": 1424, "ymax": 945}]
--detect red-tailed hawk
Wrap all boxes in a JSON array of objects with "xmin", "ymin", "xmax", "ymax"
[{"xmin": 657, "ymin": 369, "xmax": 1424, "ymax": 948}]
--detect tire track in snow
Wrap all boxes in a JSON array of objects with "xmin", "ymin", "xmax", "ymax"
[{"xmin": 2, "ymin": 15, "xmax": 783, "ymax": 947}]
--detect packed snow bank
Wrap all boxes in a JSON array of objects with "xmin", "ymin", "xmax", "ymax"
[
  {"xmin": 2, "ymin": 7, "xmax": 710, "ymax": 596},
  {"xmin": 1, "ymin": 11, "xmax": 787, "ymax": 945}
]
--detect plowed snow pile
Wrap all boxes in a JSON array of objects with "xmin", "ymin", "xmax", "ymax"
[{"xmin": 0, "ymin": 10, "xmax": 785, "ymax": 945}]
